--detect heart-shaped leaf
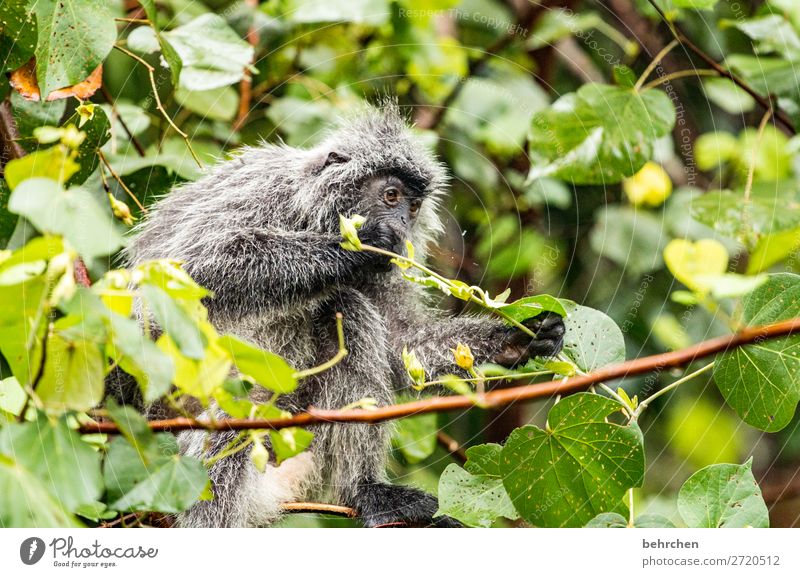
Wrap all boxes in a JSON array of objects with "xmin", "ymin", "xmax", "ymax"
[
  {"xmin": 714, "ymin": 273, "xmax": 800, "ymax": 431},
  {"xmin": 561, "ymin": 302, "xmax": 625, "ymax": 372},
  {"xmin": 664, "ymin": 238, "xmax": 729, "ymax": 294},
  {"xmin": 500, "ymin": 393, "xmax": 644, "ymax": 527},
  {"xmin": 677, "ymin": 460, "xmax": 768, "ymax": 528}
]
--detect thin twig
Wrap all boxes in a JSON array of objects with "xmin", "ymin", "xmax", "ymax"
[
  {"xmin": 436, "ymin": 431, "xmax": 468, "ymax": 464},
  {"xmin": 634, "ymin": 39, "xmax": 678, "ymax": 91},
  {"xmin": 97, "ymin": 150, "xmax": 147, "ymax": 213},
  {"xmin": 640, "ymin": 69, "xmax": 718, "ymax": 91},
  {"xmin": 632, "ymin": 361, "xmax": 715, "ymax": 419},
  {"xmin": 646, "ymin": 0, "xmax": 795, "ymax": 134},
  {"xmin": 78, "ymin": 316, "xmax": 800, "ymax": 434},
  {"xmin": 100, "ymin": 85, "xmax": 146, "ymax": 157},
  {"xmin": 293, "ymin": 313, "xmax": 348, "ymax": 379},
  {"xmin": 113, "ymin": 44, "xmax": 203, "ymax": 166}
]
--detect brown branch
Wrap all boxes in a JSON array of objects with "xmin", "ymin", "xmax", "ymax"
[
  {"xmin": 234, "ymin": 0, "xmax": 260, "ymax": 131},
  {"xmin": 78, "ymin": 317, "xmax": 800, "ymax": 435},
  {"xmin": 0, "ymin": 98, "xmax": 25, "ymax": 175},
  {"xmin": 279, "ymin": 502, "xmax": 357, "ymax": 518},
  {"xmin": 645, "ymin": 0, "xmax": 795, "ymax": 134},
  {"xmin": 437, "ymin": 431, "xmax": 468, "ymax": 464}
]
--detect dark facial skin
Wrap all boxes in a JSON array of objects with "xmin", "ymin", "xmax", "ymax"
[{"xmin": 358, "ymin": 174, "xmax": 423, "ymax": 253}]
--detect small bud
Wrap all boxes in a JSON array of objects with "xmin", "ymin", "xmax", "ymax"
[
  {"xmin": 76, "ymin": 102, "xmax": 95, "ymax": 127},
  {"xmin": 108, "ymin": 194, "xmax": 136, "ymax": 226},
  {"xmin": 250, "ymin": 440, "xmax": 269, "ymax": 473},
  {"xmin": 60, "ymin": 125, "xmax": 86, "ymax": 149},
  {"xmin": 452, "ymin": 343, "xmax": 474, "ymax": 370},
  {"xmin": 402, "ymin": 346, "xmax": 426, "ymax": 388}
]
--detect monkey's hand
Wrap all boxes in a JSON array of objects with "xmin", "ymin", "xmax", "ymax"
[
  {"xmin": 492, "ymin": 311, "xmax": 565, "ymax": 367},
  {"xmin": 355, "ymin": 482, "xmax": 463, "ymax": 528}
]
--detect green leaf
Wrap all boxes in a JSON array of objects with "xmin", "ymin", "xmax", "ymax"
[
  {"xmin": 585, "ymin": 512, "xmax": 675, "ymax": 527},
  {"xmin": 677, "ymin": 460, "xmax": 768, "ymax": 528},
  {"xmin": 9, "ymin": 178, "xmax": 125, "ymax": 262},
  {"xmin": 31, "ymin": 0, "xmax": 116, "ymax": 98},
  {"xmin": 0, "ymin": 415, "xmax": 103, "ymax": 511},
  {"xmin": 268, "ymin": 428, "xmax": 314, "ymax": 464},
  {"xmin": 104, "ymin": 431, "xmax": 208, "ymax": 514},
  {"xmin": 175, "ymin": 86, "xmax": 239, "ymax": 122},
  {"xmin": 36, "ymin": 335, "xmax": 105, "ymax": 412},
  {"xmin": 714, "ymin": 273, "xmax": 800, "ymax": 431},
  {"xmin": 141, "ymin": 285, "xmax": 206, "ymax": 360},
  {"xmin": 0, "ymin": 453, "xmax": 79, "ymax": 527},
  {"xmin": 391, "ymin": 411, "xmax": 437, "ymax": 464},
  {"xmin": 163, "ymin": 14, "xmax": 254, "ymax": 91},
  {"xmin": 109, "ymin": 446, "xmax": 208, "ymax": 514},
  {"xmin": 64, "ymin": 107, "xmax": 111, "ymax": 186},
  {"xmin": 218, "ymin": 335, "xmax": 297, "ymax": 394},
  {"xmin": 10, "ymin": 92, "xmax": 66, "ymax": 144},
  {"xmin": 4, "ymin": 146, "xmax": 79, "ymax": 190},
  {"xmin": 436, "ymin": 463, "xmax": 518, "ymax": 528},
  {"xmin": 0, "ymin": 0, "xmax": 37, "ymax": 73},
  {"xmin": 561, "ymin": 302, "xmax": 625, "ymax": 372},
  {"xmin": 528, "ymin": 84, "xmax": 675, "ymax": 184},
  {"xmin": 500, "ymin": 393, "xmax": 644, "ymax": 527},
  {"xmin": 0, "ymin": 274, "xmax": 47, "ymax": 385},
  {"xmin": 0, "ymin": 376, "xmax": 25, "ymax": 416},
  {"xmin": 590, "ymin": 206, "xmax": 668, "ymax": 276},
  {"xmin": 498, "ymin": 294, "xmax": 567, "ymax": 323},
  {"xmin": 673, "ymin": 0, "xmax": 720, "ymax": 9},
  {"xmin": 285, "ymin": 0, "xmax": 390, "ymax": 25},
  {"xmin": 690, "ymin": 183, "xmax": 800, "ymax": 251}
]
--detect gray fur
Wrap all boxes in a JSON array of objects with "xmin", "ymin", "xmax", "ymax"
[{"xmin": 123, "ymin": 104, "xmax": 563, "ymax": 527}]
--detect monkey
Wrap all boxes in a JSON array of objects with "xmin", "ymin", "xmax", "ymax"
[{"xmin": 122, "ymin": 104, "xmax": 565, "ymax": 528}]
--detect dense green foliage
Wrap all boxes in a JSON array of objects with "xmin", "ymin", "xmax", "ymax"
[{"xmin": 1, "ymin": 0, "xmax": 800, "ymax": 528}]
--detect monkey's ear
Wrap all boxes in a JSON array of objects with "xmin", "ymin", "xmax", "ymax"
[{"xmin": 323, "ymin": 150, "xmax": 351, "ymax": 168}]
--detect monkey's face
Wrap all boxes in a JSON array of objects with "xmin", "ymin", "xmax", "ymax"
[{"xmin": 361, "ymin": 173, "xmax": 424, "ymax": 242}]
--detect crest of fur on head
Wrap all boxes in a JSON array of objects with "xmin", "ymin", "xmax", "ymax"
[
  {"xmin": 298, "ymin": 101, "xmax": 449, "ymax": 254},
  {"xmin": 125, "ymin": 100, "xmax": 448, "ymax": 268}
]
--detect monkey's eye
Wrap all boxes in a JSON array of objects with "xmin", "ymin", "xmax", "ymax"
[
  {"xmin": 383, "ymin": 187, "xmax": 400, "ymax": 206},
  {"xmin": 409, "ymin": 198, "xmax": 422, "ymax": 216}
]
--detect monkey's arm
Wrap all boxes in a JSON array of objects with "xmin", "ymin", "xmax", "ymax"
[
  {"xmin": 181, "ymin": 227, "xmax": 384, "ymax": 316},
  {"xmin": 385, "ymin": 283, "xmax": 565, "ymax": 387}
]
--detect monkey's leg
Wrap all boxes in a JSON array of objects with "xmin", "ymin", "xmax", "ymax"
[
  {"xmin": 310, "ymin": 289, "xmax": 461, "ymax": 528},
  {"xmin": 176, "ymin": 412, "xmax": 318, "ymax": 527}
]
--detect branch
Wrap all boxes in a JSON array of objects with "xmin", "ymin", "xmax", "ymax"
[
  {"xmin": 78, "ymin": 317, "xmax": 800, "ymax": 435},
  {"xmin": 279, "ymin": 502, "xmax": 356, "ymax": 518},
  {"xmin": 234, "ymin": 0, "xmax": 259, "ymax": 131},
  {"xmin": 437, "ymin": 431, "xmax": 468, "ymax": 464},
  {"xmin": 0, "ymin": 97, "xmax": 25, "ymax": 175},
  {"xmin": 646, "ymin": 0, "xmax": 795, "ymax": 134}
]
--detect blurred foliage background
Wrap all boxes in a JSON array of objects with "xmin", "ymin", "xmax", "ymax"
[{"xmin": 3, "ymin": 0, "xmax": 800, "ymax": 527}]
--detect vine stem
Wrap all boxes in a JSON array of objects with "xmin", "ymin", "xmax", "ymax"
[
  {"xmin": 744, "ymin": 108, "xmax": 774, "ymax": 204},
  {"xmin": 112, "ymin": 45, "xmax": 203, "ymax": 168},
  {"xmin": 97, "ymin": 150, "xmax": 147, "ymax": 213},
  {"xmin": 634, "ymin": 39, "xmax": 678, "ymax": 91},
  {"xmin": 632, "ymin": 361, "xmax": 715, "ymax": 420},
  {"xmin": 293, "ymin": 313, "xmax": 348, "ymax": 379},
  {"xmin": 640, "ymin": 69, "xmax": 718, "ymax": 91},
  {"xmin": 78, "ymin": 317, "xmax": 800, "ymax": 435},
  {"xmin": 360, "ymin": 244, "xmax": 538, "ymax": 338}
]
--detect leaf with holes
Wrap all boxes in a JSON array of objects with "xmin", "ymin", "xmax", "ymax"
[
  {"xmin": 561, "ymin": 302, "xmax": 625, "ymax": 372},
  {"xmin": 500, "ymin": 393, "xmax": 644, "ymax": 527},
  {"xmin": 31, "ymin": 0, "xmax": 116, "ymax": 99},
  {"xmin": 714, "ymin": 273, "xmax": 800, "ymax": 431},
  {"xmin": 677, "ymin": 460, "xmax": 768, "ymax": 528},
  {"xmin": 436, "ymin": 444, "xmax": 518, "ymax": 528}
]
